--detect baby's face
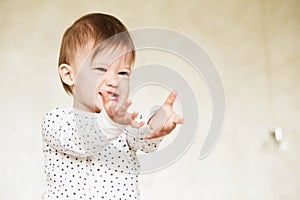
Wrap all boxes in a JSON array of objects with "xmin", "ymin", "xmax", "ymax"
[{"xmin": 72, "ymin": 44, "xmax": 133, "ymax": 113}]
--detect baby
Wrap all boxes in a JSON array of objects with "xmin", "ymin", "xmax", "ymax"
[{"xmin": 42, "ymin": 13, "xmax": 183, "ymax": 199}]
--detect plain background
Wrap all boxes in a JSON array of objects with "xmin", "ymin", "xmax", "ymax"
[{"xmin": 0, "ymin": 0, "xmax": 299, "ymax": 199}]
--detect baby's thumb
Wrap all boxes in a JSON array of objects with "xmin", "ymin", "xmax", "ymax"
[{"xmin": 100, "ymin": 91, "xmax": 113, "ymax": 117}]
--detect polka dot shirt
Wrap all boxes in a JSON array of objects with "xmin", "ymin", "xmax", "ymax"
[{"xmin": 42, "ymin": 107, "xmax": 163, "ymax": 200}]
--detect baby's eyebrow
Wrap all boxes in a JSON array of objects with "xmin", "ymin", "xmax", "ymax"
[
  {"xmin": 92, "ymin": 62, "xmax": 109, "ymax": 67},
  {"xmin": 122, "ymin": 65, "xmax": 131, "ymax": 71}
]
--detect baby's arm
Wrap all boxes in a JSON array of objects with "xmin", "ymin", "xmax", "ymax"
[
  {"xmin": 42, "ymin": 108, "xmax": 123, "ymax": 157},
  {"xmin": 42, "ymin": 108, "xmax": 89, "ymax": 157}
]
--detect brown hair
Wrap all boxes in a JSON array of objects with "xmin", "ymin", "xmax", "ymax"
[{"xmin": 58, "ymin": 13, "xmax": 135, "ymax": 94}]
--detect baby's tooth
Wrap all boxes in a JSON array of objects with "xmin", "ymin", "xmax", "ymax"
[{"xmin": 110, "ymin": 94, "xmax": 116, "ymax": 99}]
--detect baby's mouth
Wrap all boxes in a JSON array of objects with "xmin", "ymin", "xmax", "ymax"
[
  {"xmin": 109, "ymin": 93, "xmax": 119, "ymax": 102},
  {"xmin": 99, "ymin": 91, "xmax": 120, "ymax": 102}
]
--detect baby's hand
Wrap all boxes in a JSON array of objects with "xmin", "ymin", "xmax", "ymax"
[
  {"xmin": 145, "ymin": 91, "xmax": 184, "ymax": 139},
  {"xmin": 101, "ymin": 91, "xmax": 144, "ymax": 128}
]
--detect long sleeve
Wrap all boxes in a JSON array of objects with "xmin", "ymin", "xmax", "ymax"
[
  {"xmin": 42, "ymin": 107, "xmax": 122, "ymax": 157},
  {"xmin": 42, "ymin": 108, "xmax": 142, "ymax": 200}
]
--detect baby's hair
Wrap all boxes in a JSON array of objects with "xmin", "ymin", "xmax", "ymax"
[{"xmin": 58, "ymin": 13, "xmax": 135, "ymax": 94}]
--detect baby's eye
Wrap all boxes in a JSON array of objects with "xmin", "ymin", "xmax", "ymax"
[
  {"xmin": 118, "ymin": 71, "xmax": 130, "ymax": 76},
  {"xmin": 95, "ymin": 67, "xmax": 107, "ymax": 72}
]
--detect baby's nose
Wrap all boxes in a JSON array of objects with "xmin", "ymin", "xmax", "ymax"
[{"xmin": 105, "ymin": 73, "xmax": 118, "ymax": 87}]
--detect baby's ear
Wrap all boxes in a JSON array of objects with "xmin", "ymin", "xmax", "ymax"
[{"xmin": 58, "ymin": 64, "xmax": 75, "ymax": 86}]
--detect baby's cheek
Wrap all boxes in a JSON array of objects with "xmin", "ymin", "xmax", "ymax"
[
  {"xmin": 118, "ymin": 78, "xmax": 130, "ymax": 94},
  {"xmin": 95, "ymin": 78, "xmax": 105, "ymax": 91}
]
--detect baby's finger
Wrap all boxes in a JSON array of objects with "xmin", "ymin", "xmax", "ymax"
[
  {"xmin": 130, "ymin": 120, "xmax": 144, "ymax": 128},
  {"xmin": 173, "ymin": 115, "xmax": 184, "ymax": 124},
  {"xmin": 100, "ymin": 91, "xmax": 110, "ymax": 106},
  {"xmin": 130, "ymin": 111, "xmax": 138, "ymax": 120},
  {"xmin": 144, "ymin": 132, "xmax": 165, "ymax": 139},
  {"xmin": 121, "ymin": 99, "xmax": 133, "ymax": 112},
  {"xmin": 163, "ymin": 91, "xmax": 177, "ymax": 107},
  {"xmin": 100, "ymin": 91, "xmax": 113, "ymax": 117},
  {"xmin": 115, "ymin": 99, "xmax": 132, "ymax": 113},
  {"xmin": 126, "ymin": 100, "xmax": 133, "ymax": 107}
]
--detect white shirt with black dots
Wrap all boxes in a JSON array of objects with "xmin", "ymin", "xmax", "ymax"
[{"xmin": 42, "ymin": 107, "xmax": 163, "ymax": 200}]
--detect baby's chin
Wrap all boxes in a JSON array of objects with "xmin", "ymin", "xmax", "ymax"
[{"xmin": 94, "ymin": 106, "xmax": 102, "ymax": 113}]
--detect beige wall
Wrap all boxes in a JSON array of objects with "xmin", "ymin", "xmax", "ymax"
[{"xmin": 0, "ymin": 0, "xmax": 299, "ymax": 199}]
